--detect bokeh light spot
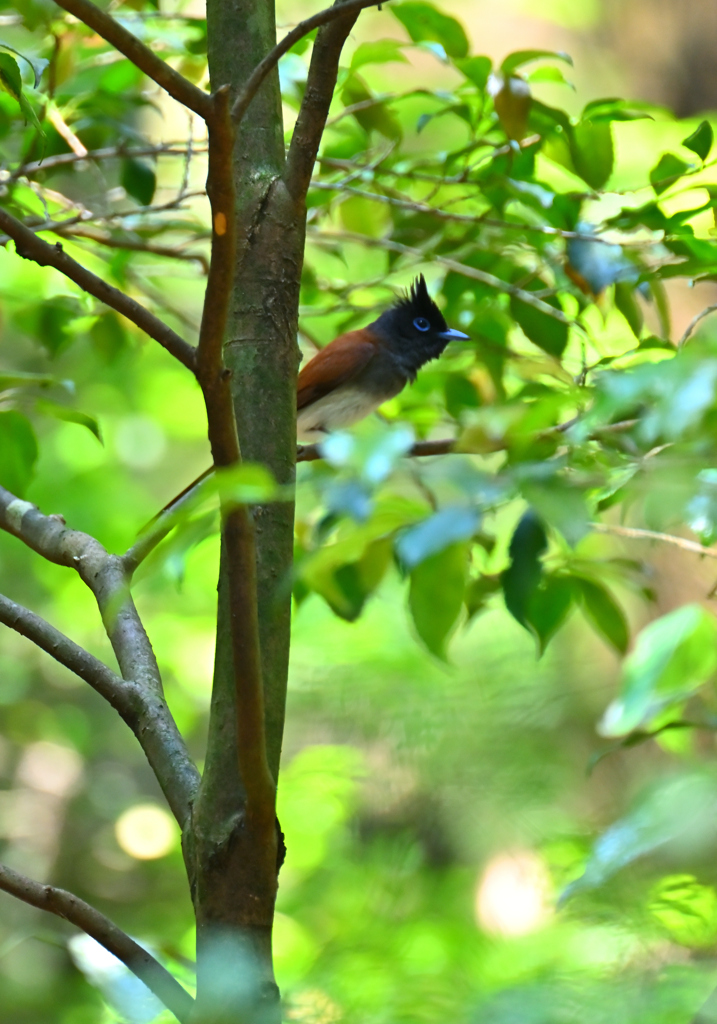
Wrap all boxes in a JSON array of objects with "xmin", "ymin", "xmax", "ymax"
[{"xmin": 115, "ymin": 803, "xmax": 178, "ymax": 860}]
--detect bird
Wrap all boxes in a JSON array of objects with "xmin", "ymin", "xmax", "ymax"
[
  {"xmin": 297, "ymin": 274, "xmax": 469, "ymax": 441},
  {"xmin": 153, "ymin": 276, "xmax": 468, "ymax": 519}
]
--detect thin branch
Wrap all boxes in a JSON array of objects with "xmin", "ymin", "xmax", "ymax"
[
  {"xmin": 307, "ymin": 227, "xmax": 573, "ymax": 324},
  {"xmin": 196, "ymin": 89, "xmax": 275, "ymax": 825},
  {"xmin": 297, "ymin": 438, "xmax": 456, "ymax": 462},
  {"xmin": 57, "ymin": 225, "xmax": 209, "ymax": 274},
  {"xmin": 12, "ymin": 142, "xmax": 207, "ymax": 180},
  {"xmin": 123, "ymin": 468, "xmax": 214, "ymax": 574},
  {"xmin": 0, "ymin": 593, "xmax": 129, "ymax": 711},
  {"xmin": 0, "ymin": 206, "xmax": 197, "ymax": 372},
  {"xmin": 678, "ymin": 302, "xmax": 717, "ymax": 347},
  {"xmin": 53, "ymin": 0, "xmax": 211, "ymax": 120},
  {"xmin": 0, "ymin": 863, "xmax": 194, "ymax": 1023},
  {"xmin": 0, "ymin": 485, "xmax": 200, "ymax": 826},
  {"xmin": 231, "ymin": 0, "xmax": 388, "ymax": 125},
  {"xmin": 591, "ymin": 522, "xmax": 717, "ymax": 559},
  {"xmin": 284, "ymin": 2, "xmax": 362, "ymax": 201},
  {"xmin": 309, "ymin": 178, "xmax": 639, "ymax": 244}
]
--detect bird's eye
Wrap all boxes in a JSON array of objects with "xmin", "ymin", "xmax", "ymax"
[{"xmin": 413, "ymin": 317, "xmax": 430, "ymax": 332}]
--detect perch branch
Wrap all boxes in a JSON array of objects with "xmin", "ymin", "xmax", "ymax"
[
  {"xmin": 0, "ymin": 207, "xmax": 197, "ymax": 371},
  {"xmin": 231, "ymin": 0, "xmax": 389, "ymax": 125},
  {"xmin": 0, "ymin": 863, "xmax": 194, "ymax": 1023},
  {"xmin": 0, "ymin": 485, "xmax": 199, "ymax": 826},
  {"xmin": 53, "ymin": 0, "xmax": 211, "ymax": 120}
]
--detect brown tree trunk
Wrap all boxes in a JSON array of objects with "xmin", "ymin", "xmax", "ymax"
[{"xmin": 189, "ymin": 0, "xmax": 303, "ymax": 1019}]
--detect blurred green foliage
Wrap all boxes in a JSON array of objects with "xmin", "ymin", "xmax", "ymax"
[{"xmin": 3, "ymin": 0, "xmax": 717, "ymax": 1021}]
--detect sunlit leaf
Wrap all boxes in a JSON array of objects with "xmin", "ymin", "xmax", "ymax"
[
  {"xmin": 396, "ymin": 506, "xmax": 480, "ymax": 568},
  {"xmin": 350, "ymin": 40, "xmax": 408, "ymax": 70},
  {"xmin": 391, "ymin": 1, "xmax": 469, "ymax": 59},
  {"xmin": 571, "ymin": 119, "xmax": 614, "ymax": 190},
  {"xmin": 563, "ymin": 772, "xmax": 717, "ymax": 899},
  {"xmin": 500, "ymin": 49, "xmax": 573, "ymax": 76},
  {"xmin": 600, "ymin": 604, "xmax": 717, "ymax": 737}
]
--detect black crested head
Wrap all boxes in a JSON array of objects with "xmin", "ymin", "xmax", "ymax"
[{"xmin": 371, "ymin": 274, "xmax": 469, "ymax": 379}]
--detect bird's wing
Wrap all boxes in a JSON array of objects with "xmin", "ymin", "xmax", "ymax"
[{"xmin": 297, "ymin": 331, "xmax": 377, "ymax": 410}]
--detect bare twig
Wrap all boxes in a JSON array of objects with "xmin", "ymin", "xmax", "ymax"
[
  {"xmin": 196, "ymin": 89, "xmax": 275, "ymax": 825},
  {"xmin": 0, "ymin": 485, "xmax": 199, "ymax": 826},
  {"xmin": 53, "ymin": 0, "xmax": 211, "ymax": 120},
  {"xmin": 12, "ymin": 142, "xmax": 208, "ymax": 181},
  {"xmin": 0, "ymin": 207, "xmax": 197, "ymax": 371},
  {"xmin": 0, "ymin": 863, "xmax": 194, "ymax": 1023},
  {"xmin": 284, "ymin": 1, "xmax": 361, "ymax": 201},
  {"xmin": 307, "ymin": 227, "xmax": 573, "ymax": 324},
  {"xmin": 297, "ymin": 438, "xmax": 456, "ymax": 462},
  {"xmin": 57, "ymin": 224, "xmax": 209, "ymax": 274},
  {"xmin": 231, "ymin": 0, "xmax": 388, "ymax": 125},
  {"xmin": 678, "ymin": 302, "xmax": 717, "ymax": 347},
  {"xmin": 591, "ymin": 522, "xmax": 717, "ymax": 558}
]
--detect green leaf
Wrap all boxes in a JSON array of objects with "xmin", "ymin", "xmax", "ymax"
[
  {"xmin": 90, "ymin": 312, "xmax": 128, "ymax": 362},
  {"xmin": 682, "ymin": 120, "xmax": 713, "ymax": 162},
  {"xmin": 650, "ymin": 153, "xmax": 690, "ymax": 195},
  {"xmin": 391, "ymin": 1, "xmax": 469, "ymax": 59},
  {"xmin": 501, "ymin": 511, "xmax": 547, "ymax": 628},
  {"xmin": 121, "ymin": 158, "xmax": 156, "ymax": 206},
  {"xmin": 350, "ymin": 40, "xmax": 408, "ymax": 70},
  {"xmin": 650, "ymin": 875, "xmax": 717, "ymax": 948},
  {"xmin": 35, "ymin": 398, "xmax": 103, "ymax": 443},
  {"xmin": 409, "ymin": 541, "xmax": 467, "ymax": 659},
  {"xmin": 0, "ymin": 371, "xmax": 57, "ymax": 391},
  {"xmin": 600, "ymin": 604, "xmax": 717, "ymax": 737},
  {"xmin": 0, "ymin": 40, "xmax": 48, "ymax": 88},
  {"xmin": 501, "ymin": 49, "xmax": 573, "ymax": 76},
  {"xmin": 323, "ymin": 538, "xmax": 393, "ymax": 621},
  {"xmin": 454, "ymin": 55, "xmax": 491, "ymax": 90},
  {"xmin": 614, "ymin": 280, "xmax": 643, "ymax": 338},
  {"xmin": 526, "ymin": 574, "xmax": 574, "ymax": 655},
  {"xmin": 510, "ymin": 293, "xmax": 569, "ymax": 357},
  {"xmin": 14, "ymin": 295, "xmax": 85, "ymax": 357},
  {"xmin": 0, "ymin": 51, "xmax": 22, "ymax": 102},
  {"xmin": 571, "ymin": 119, "xmax": 614, "ymax": 190},
  {"xmin": 576, "ymin": 577, "xmax": 629, "ymax": 655},
  {"xmin": 563, "ymin": 772, "xmax": 717, "ymax": 900},
  {"xmin": 396, "ymin": 506, "xmax": 479, "ymax": 568},
  {"xmin": 0, "ymin": 410, "xmax": 38, "ymax": 498}
]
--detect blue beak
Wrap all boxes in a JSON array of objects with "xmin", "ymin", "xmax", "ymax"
[{"xmin": 439, "ymin": 328, "xmax": 470, "ymax": 341}]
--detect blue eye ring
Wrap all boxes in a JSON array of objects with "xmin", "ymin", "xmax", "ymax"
[{"xmin": 413, "ymin": 317, "xmax": 430, "ymax": 332}]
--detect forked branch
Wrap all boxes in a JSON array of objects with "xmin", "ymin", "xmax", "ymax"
[
  {"xmin": 53, "ymin": 0, "xmax": 212, "ymax": 120},
  {"xmin": 0, "ymin": 485, "xmax": 199, "ymax": 826},
  {"xmin": 0, "ymin": 863, "xmax": 194, "ymax": 1023},
  {"xmin": 284, "ymin": 2, "xmax": 361, "ymax": 200},
  {"xmin": 231, "ymin": 0, "xmax": 389, "ymax": 125}
]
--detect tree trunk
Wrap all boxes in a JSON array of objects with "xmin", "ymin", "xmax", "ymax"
[{"xmin": 189, "ymin": 0, "xmax": 303, "ymax": 1019}]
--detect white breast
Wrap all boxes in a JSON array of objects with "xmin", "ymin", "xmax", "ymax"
[{"xmin": 297, "ymin": 387, "xmax": 383, "ymax": 442}]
